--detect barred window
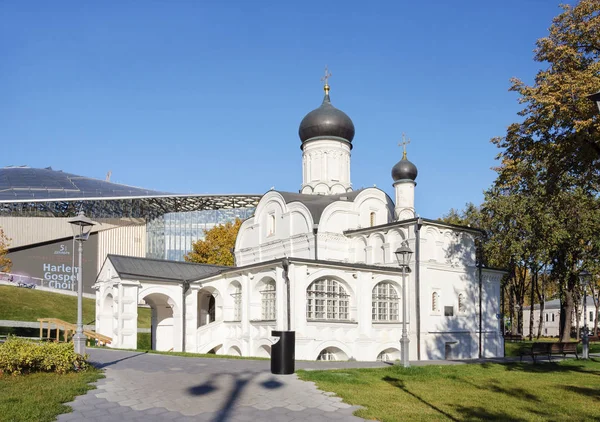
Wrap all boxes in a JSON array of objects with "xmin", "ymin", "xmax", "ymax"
[
  {"xmin": 458, "ymin": 293, "xmax": 466, "ymax": 313},
  {"xmin": 432, "ymin": 292, "xmax": 440, "ymax": 312},
  {"xmin": 261, "ymin": 280, "xmax": 276, "ymax": 320},
  {"xmin": 372, "ymin": 282, "xmax": 399, "ymax": 321},
  {"xmin": 306, "ymin": 278, "xmax": 350, "ymax": 320},
  {"xmin": 317, "ymin": 349, "xmax": 336, "ymax": 361},
  {"xmin": 231, "ymin": 283, "xmax": 242, "ymax": 321}
]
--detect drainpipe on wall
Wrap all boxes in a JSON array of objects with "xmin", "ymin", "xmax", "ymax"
[
  {"xmin": 415, "ymin": 217, "xmax": 422, "ymax": 360},
  {"xmin": 313, "ymin": 224, "xmax": 319, "ymax": 260},
  {"xmin": 282, "ymin": 258, "xmax": 291, "ymax": 331},
  {"xmin": 181, "ymin": 278, "xmax": 190, "ymax": 353},
  {"xmin": 477, "ymin": 238, "xmax": 483, "ymax": 359}
]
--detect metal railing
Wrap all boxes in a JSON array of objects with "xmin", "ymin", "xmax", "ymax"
[{"xmin": 0, "ymin": 272, "xmax": 43, "ymax": 289}]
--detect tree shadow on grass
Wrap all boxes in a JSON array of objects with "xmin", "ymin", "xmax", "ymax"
[
  {"xmin": 479, "ymin": 359, "xmax": 600, "ymax": 377},
  {"xmin": 383, "ymin": 376, "xmax": 535, "ymax": 422},
  {"xmin": 383, "ymin": 376, "xmax": 460, "ymax": 421},
  {"xmin": 457, "ymin": 377, "xmax": 541, "ymax": 403},
  {"xmin": 560, "ymin": 385, "xmax": 600, "ymax": 399}
]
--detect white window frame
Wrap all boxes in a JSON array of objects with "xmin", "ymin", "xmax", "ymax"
[
  {"xmin": 307, "ymin": 278, "xmax": 350, "ymax": 321},
  {"xmin": 261, "ymin": 281, "xmax": 276, "ymax": 320},
  {"xmin": 267, "ymin": 213, "xmax": 276, "ymax": 237},
  {"xmin": 372, "ymin": 282, "xmax": 400, "ymax": 322}
]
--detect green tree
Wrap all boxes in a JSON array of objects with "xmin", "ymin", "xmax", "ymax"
[
  {"xmin": 490, "ymin": 1, "xmax": 600, "ymax": 341},
  {"xmin": 184, "ymin": 219, "xmax": 242, "ymax": 266},
  {"xmin": 0, "ymin": 227, "xmax": 11, "ymax": 273}
]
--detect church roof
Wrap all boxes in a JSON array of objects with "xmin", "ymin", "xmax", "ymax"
[
  {"xmin": 106, "ymin": 254, "xmax": 226, "ymax": 283},
  {"xmin": 276, "ymin": 189, "xmax": 365, "ymax": 223}
]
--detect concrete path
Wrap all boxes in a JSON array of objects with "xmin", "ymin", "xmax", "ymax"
[
  {"xmin": 59, "ymin": 349, "xmax": 593, "ymax": 421},
  {"xmin": 58, "ymin": 349, "xmax": 383, "ymax": 421}
]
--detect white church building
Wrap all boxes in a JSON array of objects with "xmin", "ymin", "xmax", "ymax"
[{"xmin": 95, "ymin": 81, "xmax": 505, "ymax": 361}]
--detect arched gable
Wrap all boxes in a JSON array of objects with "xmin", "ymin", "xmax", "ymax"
[{"xmin": 287, "ymin": 202, "xmax": 313, "ymax": 236}]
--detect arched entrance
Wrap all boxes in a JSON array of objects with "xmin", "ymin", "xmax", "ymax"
[
  {"xmin": 142, "ymin": 293, "xmax": 178, "ymax": 352},
  {"xmin": 197, "ymin": 287, "xmax": 221, "ymax": 327}
]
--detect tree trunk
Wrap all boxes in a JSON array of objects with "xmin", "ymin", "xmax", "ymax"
[
  {"xmin": 528, "ymin": 269, "xmax": 536, "ymax": 340},
  {"xmin": 594, "ymin": 303, "xmax": 599, "ymax": 337},
  {"xmin": 537, "ymin": 301, "xmax": 545, "ymax": 339},
  {"xmin": 560, "ymin": 288, "xmax": 575, "ymax": 342}
]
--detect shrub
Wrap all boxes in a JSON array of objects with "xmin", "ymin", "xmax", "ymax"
[{"xmin": 0, "ymin": 337, "xmax": 88, "ymax": 375}]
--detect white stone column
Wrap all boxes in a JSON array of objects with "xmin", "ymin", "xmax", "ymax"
[{"xmin": 116, "ymin": 281, "xmax": 140, "ymax": 350}]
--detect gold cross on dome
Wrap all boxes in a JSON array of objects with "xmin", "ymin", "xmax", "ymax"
[
  {"xmin": 398, "ymin": 133, "xmax": 411, "ymax": 159},
  {"xmin": 321, "ymin": 66, "xmax": 332, "ymax": 86}
]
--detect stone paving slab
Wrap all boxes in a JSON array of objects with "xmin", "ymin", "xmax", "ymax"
[{"xmin": 57, "ymin": 349, "xmax": 369, "ymax": 421}]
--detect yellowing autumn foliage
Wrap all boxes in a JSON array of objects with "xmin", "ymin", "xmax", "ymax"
[
  {"xmin": 184, "ymin": 219, "xmax": 242, "ymax": 266},
  {"xmin": 0, "ymin": 227, "xmax": 11, "ymax": 273}
]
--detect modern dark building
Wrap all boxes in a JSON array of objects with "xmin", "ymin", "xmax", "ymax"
[{"xmin": 0, "ymin": 166, "xmax": 260, "ymax": 293}]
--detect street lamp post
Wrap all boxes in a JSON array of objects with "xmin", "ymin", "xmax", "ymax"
[
  {"xmin": 68, "ymin": 211, "xmax": 95, "ymax": 355},
  {"xmin": 580, "ymin": 270, "xmax": 591, "ymax": 360},
  {"xmin": 395, "ymin": 242, "xmax": 413, "ymax": 368}
]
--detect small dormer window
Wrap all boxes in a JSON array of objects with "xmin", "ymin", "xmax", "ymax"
[
  {"xmin": 268, "ymin": 213, "xmax": 276, "ymax": 236},
  {"xmin": 370, "ymin": 212, "xmax": 376, "ymax": 227}
]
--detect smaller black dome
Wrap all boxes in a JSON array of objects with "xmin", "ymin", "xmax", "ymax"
[{"xmin": 392, "ymin": 156, "xmax": 418, "ymax": 182}]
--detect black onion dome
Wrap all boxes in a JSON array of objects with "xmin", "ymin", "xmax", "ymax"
[
  {"xmin": 298, "ymin": 91, "xmax": 355, "ymax": 144},
  {"xmin": 392, "ymin": 156, "xmax": 418, "ymax": 182}
]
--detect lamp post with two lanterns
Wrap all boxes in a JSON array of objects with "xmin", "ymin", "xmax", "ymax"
[
  {"xmin": 394, "ymin": 242, "xmax": 413, "ymax": 368},
  {"xmin": 68, "ymin": 211, "xmax": 95, "ymax": 356}
]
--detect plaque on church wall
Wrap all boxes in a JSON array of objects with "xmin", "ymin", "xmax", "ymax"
[{"xmin": 7, "ymin": 234, "xmax": 99, "ymax": 294}]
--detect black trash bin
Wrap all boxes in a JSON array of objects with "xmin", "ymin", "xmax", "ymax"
[{"xmin": 271, "ymin": 330, "xmax": 295, "ymax": 375}]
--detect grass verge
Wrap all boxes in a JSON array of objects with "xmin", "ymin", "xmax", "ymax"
[
  {"xmin": 0, "ymin": 368, "xmax": 103, "ymax": 422},
  {"xmin": 90, "ymin": 346, "xmax": 270, "ymax": 361},
  {"xmin": 0, "ymin": 285, "xmax": 151, "ymax": 328},
  {"xmin": 298, "ymin": 358, "xmax": 600, "ymax": 421}
]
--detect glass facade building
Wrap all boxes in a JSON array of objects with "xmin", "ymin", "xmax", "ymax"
[{"xmin": 147, "ymin": 208, "xmax": 255, "ymax": 261}]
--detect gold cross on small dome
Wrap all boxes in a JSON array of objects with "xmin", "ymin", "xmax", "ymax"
[
  {"xmin": 398, "ymin": 133, "xmax": 411, "ymax": 159},
  {"xmin": 321, "ymin": 66, "xmax": 332, "ymax": 94}
]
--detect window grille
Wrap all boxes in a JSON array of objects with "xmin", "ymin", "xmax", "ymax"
[
  {"xmin": 317, "ymin": 349, "xmax": 336, "ymax": 361},
  {"xmin": 261, "ymin": 281, "xmax": 276, "ymax": 320},
  {"xmin": 307, "ymin": 278, "xmax": 350, "ymax": 320},
  {"xmin": 370, "ymin": 212, "xmax": 376, "ymax": 227},
  {"xmin": 377, "ymin": 351, "xmax": 390, "ymax": 362},
  {"xmin": 231, "ymin": 284, "xmax": 242, "ymax": 321},
  {"xmin": 372, "ymin": 282, "xmax": 399, "ymax": 321}
]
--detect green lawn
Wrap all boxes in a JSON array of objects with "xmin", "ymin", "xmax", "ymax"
[
  {"xmin": 298, "ymin": 359, "xmax": 600, "ymax": 421},
  {"xmin": 0, "ymin": 368, "xmax": 103, "ymax": 422},
  {"xmin": 0, "ymin": 285, "xmax": 151, "ymax": 328}
]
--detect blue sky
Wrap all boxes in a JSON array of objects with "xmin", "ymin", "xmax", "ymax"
[{"xmin": 1, "ymin": 1, "xmax": 569, "ymax": 218}]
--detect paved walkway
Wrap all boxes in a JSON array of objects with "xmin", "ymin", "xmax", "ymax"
[
  {"xmin": 58, "ymin": 349, "xmax": 387, "ymax": 421},
  {"xmin": 59, "ymin": 349, "xmax": 594, "ymax": 421}
]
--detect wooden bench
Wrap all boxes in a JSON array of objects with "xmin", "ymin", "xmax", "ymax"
[
  {"xmin": 520, "ymin": 342, "xmax": 579, "ymax": 362},
  {"xmin": 504, "ymin": 333, "xmax": 523, "ymax": 342}
]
